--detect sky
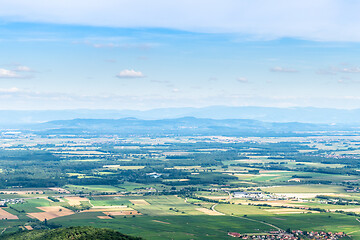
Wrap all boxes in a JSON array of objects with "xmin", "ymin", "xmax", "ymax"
[{"xmin": 1, "ymin": 0, "xmax": 360, "ymax": 110}]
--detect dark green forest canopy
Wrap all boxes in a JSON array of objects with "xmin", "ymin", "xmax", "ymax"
[{"xmin": 0, "ymin": 226, "xmax": 143, "ymax": 240}]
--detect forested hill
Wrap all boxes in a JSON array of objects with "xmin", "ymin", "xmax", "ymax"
[
  {"xmin": 31, "ymin": 117, "xmax": 358, "ymax": 137},
  {"xmin": 0, "ymin": 226, "xmax": 142, "ymax": 240}
]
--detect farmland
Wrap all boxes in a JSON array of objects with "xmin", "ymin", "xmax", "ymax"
[{"xmin": 0, "ymin": 129, "xmax": 360, "ymax": 239}]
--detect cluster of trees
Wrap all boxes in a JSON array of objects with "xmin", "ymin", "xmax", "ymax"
[{"xmin": 2, "ymin": 226, "xmax": 142, "ymax": 240}]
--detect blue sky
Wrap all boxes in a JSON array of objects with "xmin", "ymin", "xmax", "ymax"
[{"xmin": 0, "ymin": 0, "xmax": 360, "ymax": 110}]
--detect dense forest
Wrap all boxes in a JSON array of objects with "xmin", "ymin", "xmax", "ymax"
[{"xmin": 0, "ymin": 226, "xmax": 143, "ymax": 240}]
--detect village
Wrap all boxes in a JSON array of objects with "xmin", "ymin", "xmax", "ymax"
[{"xmin": 228, "ymin": 230, "xmax": 347, "ymax": 240}]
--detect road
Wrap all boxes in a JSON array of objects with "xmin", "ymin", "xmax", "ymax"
[{"xmin": 213, "ymin": 204, "xmax": 283, "ymax": 231}]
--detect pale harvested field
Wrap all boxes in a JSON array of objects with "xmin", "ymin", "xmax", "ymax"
[
  {"xmin": 265, "ymin": 209, "xmax": 317, "ymax": 214},
  {"xmin": 250, "ymin": 200, "xmax": 305, "ymax": 208},
  {"xmin": 163, "ymin": 179, "xmax": 189, "ymax": 182},
  {"xmin": 274, "ymin": 193, "xmax": 337, "ymax": 199},
  {"xmin": 0, "ymin": 190, "xmax": 44, "ymax": 194},
  {"xmin": 196, "ymin": 207, "xmax": 224, "ymax": 215},
  {"xmin": 28, "ymin": 206, "xmax": 74, "ymax": 221},
  {"xmin": 54, "ymin": 151, "xmax": 108, "ymax": 155},
  {"xmin": 103, "ymin": 165, "xmax": 145, "ymax": 170},
  {"xmin": 92, "ymin": 205, "xmax": 128, "ymax": 209},
  {"xmin": 84, "ymin": 206, "xmax": 133, "ymax": 212},
  {"xmin": 0, "ymin": 208, "xmax": 18, "ymax": 220},
  {"xmin": 65, "ymin": 196, "xmax": 89, "ymax": 205},
  {"xmin": 104, "ymin": 210, "xmax": 141, "ymax": 216},
  {"xmin": 48, "ymin": 187, "xmax": 70, "ymax": 194},
  {"xmin": 330, "ymin": 208, "xmax": 360, "ymax": 213},
  {"xmin": 24, "ymin": 225, "xmax": 33, "ymax": 230},
  {"xmin": 163, "ymin": 152, "xmax": 191, "ymax": 156},
  {"xmin": 129, "ymin": 199, "xmax": 150, "ymax": 205},
  {"xmin": 98, "ymin": 216, "xmax": 112, "ymax": 219},
  {"xmin": 152, "ymin": 220, "xmax": 171, "ymax": 224}
]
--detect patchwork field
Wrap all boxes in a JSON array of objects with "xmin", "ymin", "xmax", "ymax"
[
  {"xmin": 1, "ymin": 135, "xmax": 360, "ymax": 239},
  {"xmin": 27, "ymin": 206, "xmax": 74, "ymax": 221},
  {"xmin": 104, "ymin": 210, "xmax": 141, "ymax": 216},
  {"xmin": 0, "ymin": 208, "xmax": 18, "ymax": 220},
  {"xmin": 195, "ymin": 207, "xmax": 224, "ymax": 215},
  {"xmin": 64, "ymin": 196, "xmax": 90, "ymax": 206}
]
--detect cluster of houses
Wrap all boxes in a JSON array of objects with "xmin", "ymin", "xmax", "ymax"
[
  {"xmin": 228, "ymin": 230, "xmax": 347, "ymax": 239},
  {"xmin": 0, "ymin": 198, "xmax": 24, "ymax": 206},
  {"xmin": 233, "ymin": 191, "xmax": 286, "ymax": 201},
  {"xmin": 146, "ymin": 172, "xmax": 162, "ymax": 178},
  {"xmin": 291, "ymin": 230, "xmax": 347, "ymax": 239},
  {"xmin": 345, "ymin": 187, "xmax": 359, "ymax": 193},
  {"xmin": 319, "ymin": 198, "xmax": 359, "ymax": 205},
  {"xmin": 228, "ymin": 230, "xmax": 296, "ymax": 239}
]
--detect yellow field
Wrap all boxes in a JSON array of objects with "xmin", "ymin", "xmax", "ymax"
[
  {"xmin": 195, "ymin": 207, "xmax": 224, "ymax": 215},
  {"xmin": 330, "ymin": 208, "xmax": 360, "ymax": 213},
  {"xmin": 28, "ymin": 206, "xmax": 74, "ymax": 221},
  {"xmin": 104, "ymin": 210, "xmax": 141, "ymax": 215},
  {"xmin": 0, "ymin": 208, "xmax": 19, "ymax": 220},
  {"xmin": 0, "ymin": 190, "xmax": 44, "ymax": 194},
  {"xmin": 152, "ymin": 220, "xmax": 171, "ymax": 224},
  {"xmin": 65, "ymin": 196, "xmax": 89, "ymax": 205},
  {"xmin": 265, "ymin": 208, "xmax": 317, "ymax": 214},
  {"xmin": 97, "ymin": 216, "xmax": 112, "ymax": 219},
  {"xmin": 86, "ymin": 206, "xmax": 131, "ymax": 212}
]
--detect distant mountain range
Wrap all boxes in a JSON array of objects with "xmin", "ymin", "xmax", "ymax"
[
  {"xmin": 29, "ymin": 117, "xmax": 358, "ymax": 137},
  {"xmin": 1, "ymin": 106, "xmax": 360, "ymax": 126}
]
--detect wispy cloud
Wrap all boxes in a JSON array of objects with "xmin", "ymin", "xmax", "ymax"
[
  {"xmin": 340, "ymin": 67, "xmax": 360, "ymax": 73},
  {"xmin": 94, "ymin": 43, "xmax": 155, "ymax": 49},
  {"xmin": 1, "ymin": 1, "xmax": 360, "ymax": 41},
  {"xmin": 316, "ymin": 67, "xmax": 338, "ymax": 75},
  {"xmin": 14, "ymin": 65, "xmax": 34, "ymax": 72},
  {"xmin": 151, "ymin": 80, "xmax": 170, "ymax": 84},
  {"xmin": 0, "ymin": 87, "xmax": 21, "ymax": 93},
  {"xmin": 116, "ymin": 69, "xmax": 145, "ymax": 78},
  {"xmin": 0, "ymin": 68, "xmax": 20, "ymax": 78},
  {"xmin": 104, "ymin": 59, "xmax": 117, "ymax": 63},
  {"xmin": 316, "ymin": 65, "xmax": 360, "ymax": 75},
  {"xmin": 270, "ymin": 67, "xmax": 298, "ymax": 73},
  {"xmin": 236, "ymin": 77, "xmax": 248, "ymax": 83}
]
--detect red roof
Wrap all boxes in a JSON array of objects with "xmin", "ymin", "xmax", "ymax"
[{"xmin": 228, "ymin": 232, "xmax": 242, "ymax": 237}]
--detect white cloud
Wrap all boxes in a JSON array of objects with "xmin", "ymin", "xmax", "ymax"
[
  {"xmin": 14, "ymin": 65, "xmax": 33, "ymax": 72},
  {"xmin": 316, "ymin": 65, "xmax": 360, "ymax": 75},
  {"xmin": 84, "ymin": 41, "xmax": 156, "ymax": 49},
  {"xmin": 116, "ymin": 69, "xmax": 145, "ymax": 78},
  {"xmin": 316, "ymin": 67, "xmax": 338, "ymax": 75},
  {"xmin": 270, "ymin": 67, "xmax": 298, "ymax": 73},
  {"xmin": 1, "ymin": 1, "xmax": 360, "ymax": 41},
  {"xmin": 340, "ymin": 67, "xmax": 360, "ymax": 73},
  {"xmin": 0, "ymin": 68, "xmax": 19, "ymax": 78},
  {"xmin": 151, "ymin": 80, "xmax": 170, "ymax": 84},
  {"xmin": 236, "ymin": 77, "xmax": 248, "ymax": 83},
  {"xmin": 0, "ymin": 87, "xmax": 21, "ymax": 93}
]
